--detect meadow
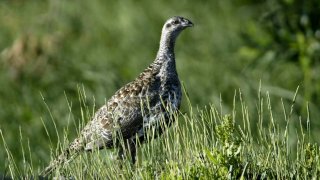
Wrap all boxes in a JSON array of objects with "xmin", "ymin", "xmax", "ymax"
[{"xmin": 0, "ymin": 0, "xmax": 319, "ymax": 178}]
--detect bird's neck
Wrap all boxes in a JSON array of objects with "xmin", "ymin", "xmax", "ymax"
[
  {"xmin": 156, "ymin": 31, "xmax": 176, "ymax": 60},
  {"xmin": 153, "ymin": 32, "xmax": 179, "ymax": 78}
]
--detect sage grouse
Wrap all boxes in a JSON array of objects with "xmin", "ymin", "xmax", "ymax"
[{"xmin": 41, "ymin": 16, "xmax": 193, "ymax": 176}]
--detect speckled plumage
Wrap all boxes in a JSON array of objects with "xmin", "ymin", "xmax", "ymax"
[{"xmin": 41, "ymin": 16, "xmax": 193, "ymax": 176}]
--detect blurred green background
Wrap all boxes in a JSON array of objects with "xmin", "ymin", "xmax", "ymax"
[{"xmin": 0, "ymin": 0, "xmax": 320, "ymax": 172}]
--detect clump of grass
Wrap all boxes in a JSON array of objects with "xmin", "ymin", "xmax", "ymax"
[{"xmin": 1, "ymin": 87, "xmax": 319, "ymax": 179}]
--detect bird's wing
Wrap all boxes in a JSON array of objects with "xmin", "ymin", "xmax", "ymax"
[{"xmin": 82, "ymin": 67, "xmax": 161, "ymax": 150}]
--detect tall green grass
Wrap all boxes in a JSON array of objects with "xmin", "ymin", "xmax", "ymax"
[
  {"xmin": 1, "ymin": 86, "xmax": 319, "ymax": 179},
  {"xmin": 1, "ymin": 0, "xmax": 320, "ymax": 178}
]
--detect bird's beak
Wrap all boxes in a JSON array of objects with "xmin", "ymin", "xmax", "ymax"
[{"xmin": 183, "ymin": 19, "xmax": 194, "ymax": 27}]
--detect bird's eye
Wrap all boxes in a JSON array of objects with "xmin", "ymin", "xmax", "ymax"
[{"xmin": 173, "ymin": 20, "xmax": 179, "ymax": 24}]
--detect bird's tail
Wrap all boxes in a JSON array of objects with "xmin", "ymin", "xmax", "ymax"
[{"xmin": 40, "ymin": 138, "xmax": 84, "ymax": 177}]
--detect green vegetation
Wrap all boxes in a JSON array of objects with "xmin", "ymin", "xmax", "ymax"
[
  {"xmin": 2, "ymin": 88, "xmax": 319, "ymax": 179},
  {"xmin": 0, "ymin": 0, "xmax": 319, "ymax": 178}
]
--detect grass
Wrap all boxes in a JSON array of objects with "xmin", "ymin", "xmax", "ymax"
[
  {"xmin": 1, "ymin": 86, "xmax": 319, "ymax": 179},
  {"xmin": 1, "ymin": 0, "xmax": 320, "ymax": 178}
]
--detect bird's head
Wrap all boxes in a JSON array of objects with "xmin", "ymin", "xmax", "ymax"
[{"xmin": 162, "ymin": 16, "xmax": 193, "ymax": 39}]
